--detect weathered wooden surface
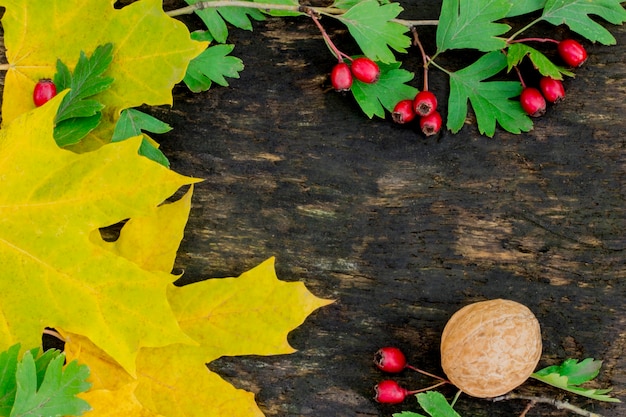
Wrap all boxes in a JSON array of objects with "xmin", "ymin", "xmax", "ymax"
[{"xmin": 6, "ymin": 1, "xmax": 626, "ymax": 415}]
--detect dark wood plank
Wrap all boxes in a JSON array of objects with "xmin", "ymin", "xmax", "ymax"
[{"xmin": 158, "ymin": 5, "xmax": 625, "ymax": 416}]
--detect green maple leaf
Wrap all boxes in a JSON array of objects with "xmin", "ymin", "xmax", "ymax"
[
  {"xmin": 350, "ymin": 61, "xmax": 418, "ymax": 118},
  {"xmin": 506, "ymin": 43, "xmax": 574, "ymax": 80},
  {"xmin": 335, "ymin": 0, "xmax": 411, "ymax": 63},
  {"xmin": 532, "ymin": 358, "xmax": 621, "ymax": 402},
  {"xmin": 184, "ymin": 32, "xmax": 245, "ymax": 93},
  {"xmin": 447, "ymin": 51, "xmax": 532, "ymax": 136},
  {"xmin": 540, "ymin": 0, "xmax": 626, "ymax": 45},
  {"xmin": 10, "ymin": 350, "xmax": 90, "ymax": 417},
  {"xmin": 436, "ymin": 0, "xmax": 512, "ymax": 52}
]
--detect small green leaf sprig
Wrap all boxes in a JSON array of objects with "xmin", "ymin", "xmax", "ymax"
[{"xmin": 391, "ymin": 358, "xmax": 619, "ymax": 417}]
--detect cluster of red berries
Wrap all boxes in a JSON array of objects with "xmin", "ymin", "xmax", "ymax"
[
  {"xmin": 391, "ymin": 90, "xmax": 441, "ymax": 136},
  {"xmin": 520, "ymin": 39, "xmax": 587, "ymax": 117},
  {"xmin": 331, "ymin": 57, "xmax": 381, "ymax": 91},
  {"xmin": 373, "ymin": 346, "xmax": 448, "ymax": 404},
  {"xmin": 33, "ymin": 79, "xmax": 57, "ymax": 107}
]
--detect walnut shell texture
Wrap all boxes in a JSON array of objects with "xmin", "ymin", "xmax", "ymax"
[{"xmin": 440, "ymin": 299, "xmax": 542, "ymax": 398}]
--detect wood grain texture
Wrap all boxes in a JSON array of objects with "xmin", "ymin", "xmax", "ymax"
[{"xmin": 156, "ymin": 3, "xmax": 625, "ymax": 416}]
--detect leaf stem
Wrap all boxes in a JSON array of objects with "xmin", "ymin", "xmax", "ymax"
[
  {"xmin": 0, "ymin": 63, "xmax": 11, "ymax": 71},
  {"xmin": 306, "ymin": 9, "xmax": 351, "ymax": 62},
  {"xmin": 506, "ymin": 17, "xmax": 543, "ymax": 44},
  {"xmin": 493, "ymin": 393, "xmax": 607, "ymax": 417},
  {"xmin": 410, "ymin": 27, "xmax": 430, "ymax": 91}
]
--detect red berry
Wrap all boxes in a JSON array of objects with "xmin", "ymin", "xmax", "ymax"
[
  {"xmin": 520, "ymin": 87, "xmax": 546, "ymax": 117},
  {"xmin": 558, "ymin": 39, "xmax": 587, "ymax": 67},
  {"xmin": 539, "ymin": 77, "xmax": 565, "ymax": 103},
  {"xmin": 331, "ymin": 62, "xmax": 353, "ymax": 92},
  {"xmin": 351, "ymin": 57, "xmax": 380, "ymax": 84},
  {"xmin": 420, "ymin": 111, "xmax": 442, "ymax": 136},
  {"xmin": 33, "ymin": 79, "xmax": 57, "ymax": 107},
  {"xmin": 413, "ymin": 91, "xmax": 438, "ymax": 117},
  {"xmin": 374, "ymin": 380, "xmax": 408, "ymax": 404},
  {"xmin": 374, "ymin": 347, "xmax": 407, "ymax": 373},
  {"xmin": 392, "ymin": 100, "xmax": 416, "ymax": 124}
]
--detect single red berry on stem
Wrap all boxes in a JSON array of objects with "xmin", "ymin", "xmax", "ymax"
[
  {"xmin": 392, "ymin": 100, "xmax": 416, "ymax": 124},
  {"xmin": 331, "ymin": 62, "xmax": 353, "ymax": 92},
  {"xmin": 413, "ymin": 91, "xmax": 438, "ymax": 117},
  {"xmin": 351, "ymin": 57, "xmax": 380, "ymax": 84},
  {"xmin": 374, "ymin": 347, "xmax": 407, "ymax": 373},
  {"xmin": 520, "ymin": 87, "xmax": 546, "ymax": 117},
  {"xmin": 539, "ymin": 77, "xmax": 565, "ymax": 103},
  {"xmin": 558, "ymin": 39, "xmax": 587, "ymax": 67},
  {"xmin": 420, "ymin": 111, "xmax": 442, "ymax": 136},
  {"xmin": 33, "ymin": 79, "xmax": 57, "ymax": 107},
  {"xmin": 374, "ymin": 380, "xmax": 408, "ymax": 404}
]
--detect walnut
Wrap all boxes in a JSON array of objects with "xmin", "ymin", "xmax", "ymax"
[{"xmin": 440, "ymin": 299, "xmax": 542, "ymax": 398}]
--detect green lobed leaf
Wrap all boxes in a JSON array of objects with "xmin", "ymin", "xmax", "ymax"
[
  {"xmin": 185, "ymin": 0, "xmax": 271, "ymax": 43},
  {"xmin": 350, "ymin": 61, "xmax": 418, "ymax": 119},
  {"xmin": 506, "ymin": 43, "xmax": 574, "ymax": 79},
  {"xmin": 506, "ymin": 0, "xmax": 546, "ymax": 17},
  {"xmin": 531, "ymin": 358, "xmax": 621, "ymax": 403},
  {"xmin": 335, "ymin": 0, "xmax": 411, "ymax": 63},
  {"xmin": 540, "ymin": 0, "xmax": 626, "ymax": 45},
  {"xmin": 10, "ymin": 351, "xmax": 91, "ymax": 417},
  {"xmin": 436, "ymin": 0, "xmax": 512, "ymax": 52},
  {"xmin": 112, "ymin": 108, "xmax": 173, "ymax": 167},
  {"xmin": 53, "ymin": 43, "xmax": 114, "ymax": 146},
  {"xmin": 447, "ymin": 50, "xmax": 532, "ymax": 136},
  {"xmin": 534, "ymin": 358, "xmax": 601, "ymax": 385},
  {"xmin": 416, "ymin": 391, "xmax": 462, "ymax": 417},
  {"xmin": 183, "ymin": 43, "xmax": 244, "ymax": 93},
  {"xmin": 0, "ymin": 345, "xmax": 21, "ymax": 416}
]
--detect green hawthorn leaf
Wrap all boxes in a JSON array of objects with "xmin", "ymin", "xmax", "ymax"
[
  {"xmin": 350, "ymin": 61, "xmax": 418, "ymax": 118},
  {"xmin": 532, "ymin": 358, "xmax": 621, "ymax": 403},
  {"xmin": 53, "ymin": 43, "xmax": 114, "ymax": 146},
  {"xmin": 335, "ymin": 0, "xmax": 411, "ymax": 63},
  {"xmin": 534, "ymin": 358, "xmax": 601, "ymax": 385},
  {"xmin": 184, "ymin": 43, "xmax": 244, "ymax": 92},
  {"xmin": 185, "ymin": 0, "xmax": 268, "ymax": 43},
  {"xmin": 0, "ymin": 344, "xmax": 21, "ymax": 415},
  {"xmin": 506, "ymin": 0, "xmax": 546, "ymax": 17},
  {"xmin": 436, "ymin": 0, "xmax": 512, "ymax": 52},
  {"xmin": 54, "ymin": 115, "xmax": 102, "ymax": 148},
  {"xmin": 10, "ymin": 351, "xmax": 91, "ymax": 417},
  {"xmin": 416, "ymin": 391, "xmax": 462, "ymax": 417},
  {"xmin": 540, "ymin": 0, "xmax": 626, "ymax": 45},
  {"xmin": 506, "ymin": 43, "xmax": 574, "ymax": 79},
  {"xmin": 448, "ymin": 51, "xmax": 532, "ymax": 136},
  {"xmin": 112, "ymin": 108, "xmax": 172, "ymax": 167}
]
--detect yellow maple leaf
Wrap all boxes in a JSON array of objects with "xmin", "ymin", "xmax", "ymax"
[
  {"xmin": 64, "ymin": 258, "xmax": 333, "ymax": 417},
  {"xmin": 0, "ymin": 92, "xmax": 201, "ymax": 375},
  {"xmin": 0, "ymin": 0, "xmax": 207, "ymax": 145}
]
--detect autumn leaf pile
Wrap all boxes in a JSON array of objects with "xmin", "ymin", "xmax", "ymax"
[{"xmin": 0, "ymin": 0, "xmax": 332, "ymax": 416}]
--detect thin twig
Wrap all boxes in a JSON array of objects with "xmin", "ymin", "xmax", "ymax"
[
  {"xmin": 410, "ymin": 27, "xmax": 430, "ymax": 91},
  {"xmin": 165, "ymin": 1, "xmax": 439, "ymax": 28},
  {"xmin": 493, "ymin": 393, "xmax": 607, "ymax": 417}
]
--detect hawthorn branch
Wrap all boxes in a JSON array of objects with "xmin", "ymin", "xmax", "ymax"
[
  {"xmin": 493, "ymin": 393, "xmax": 606, "ymax": 417},
  {"xmin": 165, "ymin": 1, "xmax": 438, "ymax": 28}
]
